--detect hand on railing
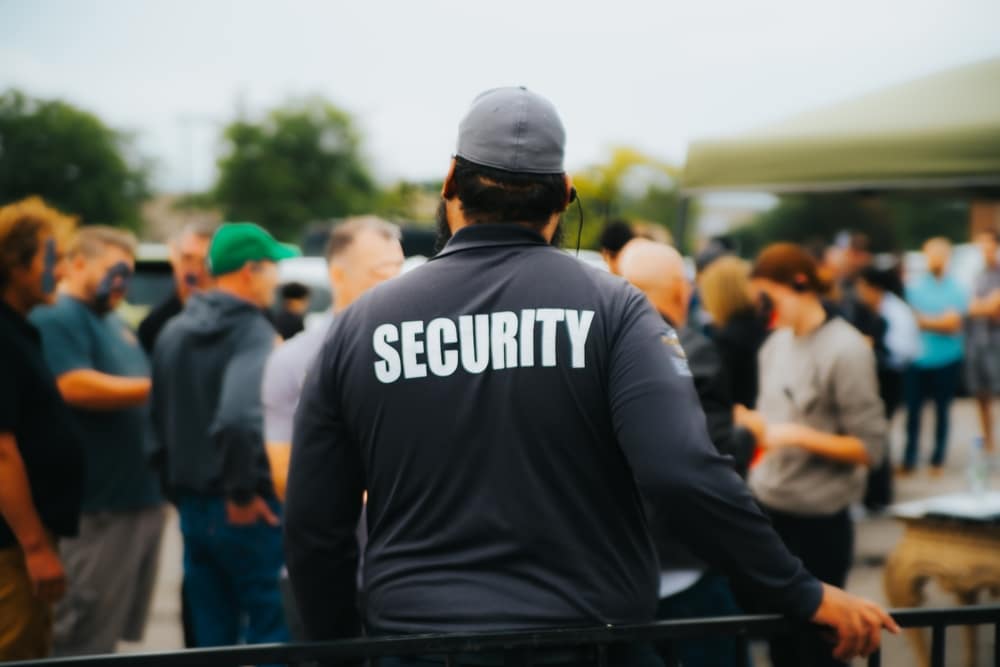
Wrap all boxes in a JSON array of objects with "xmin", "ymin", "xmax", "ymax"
[{"xmin": 812, "ymin": 583, "xmax": 901, "ymax": 661}]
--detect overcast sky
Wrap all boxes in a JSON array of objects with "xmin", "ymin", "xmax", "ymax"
[{"xmin": 3, "ymin": 0, "xmax": 998, "ymax": 192}]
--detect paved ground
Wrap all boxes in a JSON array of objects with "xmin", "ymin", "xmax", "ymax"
[{"xmin": 122, "ymin": 399, "xmax": 999, "ymax": 665}]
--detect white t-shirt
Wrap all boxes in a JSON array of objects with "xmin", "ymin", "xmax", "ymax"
[{"xmin": 262, "ymin": 313, "xmax": 334, "ymax": 443}]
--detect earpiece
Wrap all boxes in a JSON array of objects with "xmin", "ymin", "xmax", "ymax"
[{"xmin": 568, "ymin": 187, "xmax": 578, "ymax": 204}]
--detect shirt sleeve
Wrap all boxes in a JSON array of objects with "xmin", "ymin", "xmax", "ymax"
[
  {"xmin": 608, "ymin": 291, "xmax": 823, "ymax": 620},
  {"xmin": 209, "ymin": 326, "xmax": 275, "ymax": 504},
  {"xmin": 32, "ymin": 307, "xmax": 92, "ymax": 377},
  {"xmin": 830, "ymin": 338, "xmax": 888, "ymax": 464},
  {"xmin": 262, "ymin": 344, "xmax": 298, "ymax": 443},
  {"xmin": 284, "ymin": 317, "xmax": 364, "ymax": 640}
]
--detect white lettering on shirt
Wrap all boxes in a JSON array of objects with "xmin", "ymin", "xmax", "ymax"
[
  {"xmin": 400, "ymin": 320, "xmax": 427, "ymax": 379},
  {"xmin": 373, "ymin": 323, "xmax": 402, "ymax": 383},
  {"xmin": 426, "ymin": 317, "xmax": 459, "ymax": 377},
  {"xmin": 372, "ymin": 309, "xmax": 595, "ymax": 382},
  {"xmin": 459, "ymin": 314, "xmax": 490, "ymax": 374}
]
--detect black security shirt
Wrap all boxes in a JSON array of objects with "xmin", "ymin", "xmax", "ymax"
[
  {"xmin": 286, "ymin": 224, "xmax": 822, "ymax": 639},
  {"xmin": 0, "ymin": 300, "xmax": 85, "ymax": 548}
]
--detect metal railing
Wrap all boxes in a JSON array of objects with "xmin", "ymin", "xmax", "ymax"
[{"xmin": 9, "ymin": 604, "xmax": 1000, "ymax": 667}]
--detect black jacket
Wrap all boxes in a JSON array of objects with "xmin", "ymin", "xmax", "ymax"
[
  {"xmin": 285, "ymin": 224, "xmax": 822, "ymax": 640},
  {"xmin": 150, "ymin": 291, "xmax": 276, "ymax": 503},
  {"xmin": 710, "ymin": 308, "xmax": 770, "ymax": 408},
  {"xmin": 677, "ymin": 322, "xmax": 754, "ymax": 476}
]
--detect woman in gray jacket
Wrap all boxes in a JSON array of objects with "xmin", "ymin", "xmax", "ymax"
[{"xmin": 736, "ymin": 243, "xmax": 887, "ymax": 667}]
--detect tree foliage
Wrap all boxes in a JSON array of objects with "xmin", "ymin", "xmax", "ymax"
[
  {"xmin": 728, "ymin": 193, "xmax": 970, "ymax": 256},
  {"xmin": 213, "ymin": 98, "xmax": 377, "ymax": 239},
  {"xmin": 571, "ymin": 147, "xmax": 689, "ymax": 249},
  {"xmin": 0, "ymin": 89, "xmax": 149, "ymax": 228}
]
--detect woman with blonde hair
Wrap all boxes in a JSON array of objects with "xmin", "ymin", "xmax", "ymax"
[{"xmin": 699, "ymin": 256, "xmax": 770, "ymax": 407}]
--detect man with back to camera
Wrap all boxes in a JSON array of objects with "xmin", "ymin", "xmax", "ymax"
[
  {"xmin": 285, "ymin": 86, "xmax": 898, "ymax": 666},
  {"xmin": 966, "ymin": 228, "xmax": 1000, "ymax": 454},
  {"xmin": 619, "ymin": 238, "xmax": 754, "ymax": 667},
  {"xmin": 263, "ymin": 216, "xmax": 404, "ymax": 501},
  {"xmin": 0, "ymin": 198, "xmax": 84, "ymax": 661},
  {"xmin": 137, "ymin": 221, "xmax": 214, "ymax": 355},
  {"xmin": 30, "ymin": 226, "xmax": 165, "ymax": 656},
  {"xmin": 151, "ymin": 222, "xmax": 299, "ymax": 649}
]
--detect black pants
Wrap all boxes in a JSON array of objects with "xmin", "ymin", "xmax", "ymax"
[
  {"xmin": 376, "ymin": 643, "xmax": 666, "ymax": 667},
  {"xmin": 763, "ymin": 507, "xmax": 854, "ymax": 667},
  {"xmin": 864, "ymin": 368, "xmax": 903, "ymax": 510}
]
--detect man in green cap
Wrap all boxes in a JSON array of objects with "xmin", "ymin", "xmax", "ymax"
[{"xmin": 151, "ymin": 222, "xmax": 298, "ymax": 649}]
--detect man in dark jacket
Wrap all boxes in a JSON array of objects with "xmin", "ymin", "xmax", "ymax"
[
  {"xmin": 621, "ymin": 238, "xmax": 754, "ymax": 666},
  {"xmin": 285, "ymin": 87, "xmax": 897, "ymax": 666},
  {"xmin": 151, "ymin": 222, "xmax": 298, "ymax": 649}
]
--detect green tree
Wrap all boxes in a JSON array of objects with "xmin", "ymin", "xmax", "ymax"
[
  {"xmin": 0, "ymin": 90, "xmax": 149, "ymax": 228},
  {"xmin": 213, "ymin": 98, "xmax": 377, "ymax": 239},
  {"xmin": 729, "ymin": 193, "xmax": 969, "ymax": 256},
  {"xmin": 571, "ymin": 147, "xmax": 690, "ymax": 249}
]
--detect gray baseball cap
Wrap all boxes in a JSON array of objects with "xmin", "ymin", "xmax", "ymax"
[{"xmin": 455, "ymin": 86, "xmax": 566, "ymax": 175}]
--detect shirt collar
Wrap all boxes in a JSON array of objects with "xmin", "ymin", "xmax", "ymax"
[
  {"xmin": 0, "ymin": 298, "xmax": 40, "ymax": 342},
  {"xmin": 431, "ymin": 224, "xmax": 549, "ymax": 261}
]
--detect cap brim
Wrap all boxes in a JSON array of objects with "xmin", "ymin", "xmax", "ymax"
[{"xmin": 269, "ymin": 243, "xmax": 302, "ymax": 262}]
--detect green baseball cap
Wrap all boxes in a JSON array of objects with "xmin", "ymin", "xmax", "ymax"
[{"xmin": 208, "ymin": 222, "xmax": 301, "ymax": 277}]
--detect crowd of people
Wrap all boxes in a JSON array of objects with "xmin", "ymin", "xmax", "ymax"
[{"xmin": 1, "ymin": 86, "xmax": 995, "ymax": 666}]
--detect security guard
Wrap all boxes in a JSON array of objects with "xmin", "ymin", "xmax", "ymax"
[{"xmin": 285, "ymin": 87, "xmax": 898, "ymax": 665}]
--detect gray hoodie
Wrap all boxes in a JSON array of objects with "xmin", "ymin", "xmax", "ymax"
[{"xmin": 151, "ymin": 291, "xmax": 277, "ymax": 503}]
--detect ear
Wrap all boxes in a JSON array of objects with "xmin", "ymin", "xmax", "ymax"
[
  {"xmin": 441, "ymin": 159, "xmax": 457, "ymax": 199},
  {"xmin": 564, "ymin": 174, "xmax": 575, "ymax": 209}
]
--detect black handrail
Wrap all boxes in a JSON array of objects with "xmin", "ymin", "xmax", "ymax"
[{"xmin": 9, "ymin": 604, "xmax": 1000, "ymax": 667}]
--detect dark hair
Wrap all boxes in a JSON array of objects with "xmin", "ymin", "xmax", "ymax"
[
  {"xmin": 857, "ymin": 265, "xmax": 896, "ymax": 293},
  {"xmin": 280, "ymin": 282, "xmax": 310, "ymax": 300},
  {"xmin": 450, "ymin": 156, "xmax": 569, "ymax": 227},
  {"xmin": 598, "ymin": 220, "xmax": 634, "ymax": 254},
  {"xmin": 751, "ymin": 242, "xmax": 830, "ymax": 294}
]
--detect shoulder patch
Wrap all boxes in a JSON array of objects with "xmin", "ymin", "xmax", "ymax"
[{"xmin": 660, "ymin": 329, "xmax": 692, "ymax": 377}]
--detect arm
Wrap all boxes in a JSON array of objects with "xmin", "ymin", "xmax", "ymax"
[
  {"xmin": 916, "ymin": 310, "xmax": 962, "ymax": 334},
  {"xmin": 762, "ymin": 338, "xmax": 886, "ymax": 467},
  {"xmin": 968, "ymin": 290, "xmax": 1000, "ymax": 318},
  {"xmin": 766, "ymin": 424, "xmax": 870, "ymax": 465},
  {"xmin": 56, "ymin": 370, "xmax": 150, "ymax": 410},
  {"xmin": 609, "ymin": 295, "xmax": 896, "ymax": 658},
  {"xmin": 211, "ymin": 331, "xmax": 277, "ymax": 514},
  {"xmin": 610, "ymin": 298, "xmax": 823, "ymax": 618},
  {"xmin": 284, "ymin": 318, "xmax": 364, "ymax": 640},
  {"xmin": 0, "ymin": 433, "xmax": 66, "ymax": 602}
]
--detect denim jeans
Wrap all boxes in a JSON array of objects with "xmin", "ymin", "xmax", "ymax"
[
  {"xmin": 177, "ymin": 496, "xmax": 289, "ymax": 650},
  {"xmin": 903, "ymin": 361, "xmax": 962, "ymax": 468}
]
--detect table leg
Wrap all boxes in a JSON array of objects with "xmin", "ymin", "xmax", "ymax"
[{"xmin": 884, "ymin": 545, "xmax": 930, "ymax": 667}]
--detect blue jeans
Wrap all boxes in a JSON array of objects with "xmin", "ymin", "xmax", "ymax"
[
  {"xmin": 903, "ymin": 362, "xmax": 962, "ymax": 468},
  {"xmin": 177, "ymin": 496, "xmax": 289, "ymax": 649}
]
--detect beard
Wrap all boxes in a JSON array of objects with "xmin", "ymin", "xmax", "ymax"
[{"xmin": 434, "ymin": 198, "xmax": 566, "ymax": 253}]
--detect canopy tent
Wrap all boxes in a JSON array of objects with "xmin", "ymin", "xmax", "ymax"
[{"xmin": 681, "ymin": 58, "xmax": 1000, "ymax": 195}]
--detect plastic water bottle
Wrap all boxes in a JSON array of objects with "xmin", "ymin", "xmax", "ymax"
[{"xmin": 967, "ymin": 436, "xmax": 989, "ymax": 497}]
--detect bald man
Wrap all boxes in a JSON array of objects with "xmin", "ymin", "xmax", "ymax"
[
  {"xmin": 620, "ymin": 239, "xmax": 754, "ymax": 667},
  {"xmin": 620, "ymin": 240, "xmax": 754, "ymax": 471}
]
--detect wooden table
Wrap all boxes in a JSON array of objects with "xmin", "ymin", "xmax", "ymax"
[{"xmin": 884, "ymin": 492, "xmax": 1000, "ymax": 667}]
